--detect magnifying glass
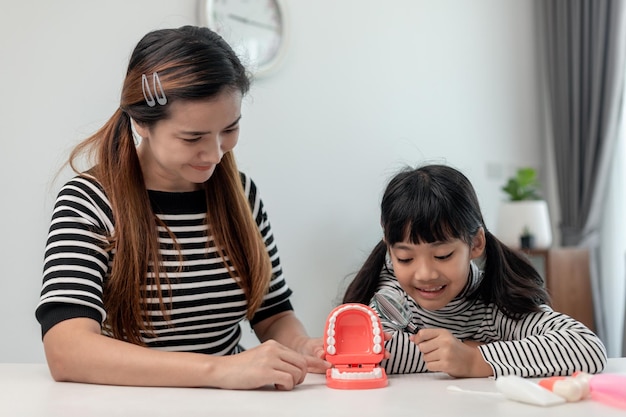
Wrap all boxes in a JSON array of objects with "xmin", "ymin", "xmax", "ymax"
[{"xmin": 371, "ymin": 288, "xmax": 418, "ymax": 334}]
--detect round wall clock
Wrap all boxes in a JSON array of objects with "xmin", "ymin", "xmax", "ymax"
[{"xmin": 199, "ymin": 0, "xmax": 288, "ymax": 78}]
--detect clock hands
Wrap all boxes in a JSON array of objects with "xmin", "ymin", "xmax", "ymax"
[{"xmin": 227, "ymin": 13, "xmax": 278, "ymax": 31}]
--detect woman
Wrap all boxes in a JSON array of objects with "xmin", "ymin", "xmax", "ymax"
[{"xmin": 36, "ymin": 25, "xmax": 328, "ymax": 390}]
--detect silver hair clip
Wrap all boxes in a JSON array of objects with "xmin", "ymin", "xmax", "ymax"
[{"xmin": 141, "ymin": 72, "xmax": 167, "ymax": 107}]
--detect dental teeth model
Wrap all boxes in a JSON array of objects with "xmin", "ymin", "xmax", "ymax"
[{"xmin": 323, "ymin": 303, "xmax": 388, "ymax": 389}]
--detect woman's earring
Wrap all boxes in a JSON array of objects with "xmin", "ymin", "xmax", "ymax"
[{"xmin": 130, "ymin": 119, "xmax": 142, "ymax": 146}]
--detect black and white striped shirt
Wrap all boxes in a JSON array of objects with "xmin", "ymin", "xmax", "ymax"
[
  {"xmin": 36, "ymin": 173, "xmax": 292, "ymax": 355},
  {"xmin": 371, "ymin": 263, "xmax": 607, "ymax": 378}
]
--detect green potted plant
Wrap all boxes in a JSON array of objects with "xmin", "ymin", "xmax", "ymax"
[
  {"xmin": 496, "ymin": 167, "xmax": 552, "ymax": 249},
  {"xmin": 501, "ymin": 167, "xmax": 541, "ymax": 201}
]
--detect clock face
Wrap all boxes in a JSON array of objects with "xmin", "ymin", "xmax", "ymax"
[{"xmin": 202, "ymin": 0, "xmax": 286, "ymax": 77}]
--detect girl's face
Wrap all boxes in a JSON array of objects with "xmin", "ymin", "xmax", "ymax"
[
  {"xmin": 135, "ymin": 89, "xmax": 242, "ymax": 192},
  {"xmin": 388, "ymin": 228, "xmax": 485, "ymax": 311}
]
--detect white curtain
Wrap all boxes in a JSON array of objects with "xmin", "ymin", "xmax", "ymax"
[{"xmin": 599, "ymin": 103, "xmax": 626, "ymax": 357}]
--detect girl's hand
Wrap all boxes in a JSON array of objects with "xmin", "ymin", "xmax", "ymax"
[
  {"xmin": 410, "ymin": 328, "xmax": 492, "ymax": 377},
  {"xmin": 218, "ymin": 340, "xmax": 309, "ymax": 390}
]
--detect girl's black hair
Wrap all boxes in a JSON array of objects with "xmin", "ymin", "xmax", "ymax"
[{"xmin": 342, "ymin": 164, "xmax": 550, "ymax": 318}]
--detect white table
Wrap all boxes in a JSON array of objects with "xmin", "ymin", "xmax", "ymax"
[{"xmin": 1, "ymin": 359, "xmax": 625, "ymax": 417}]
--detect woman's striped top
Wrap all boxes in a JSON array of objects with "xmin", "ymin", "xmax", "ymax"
[
  {"xmin": 36, "ymin": 173, "xmax": 292, "ymax": 355},
  {"xmin": 371, "ymin": 262, "xmax": 607, "ymax": 378}
]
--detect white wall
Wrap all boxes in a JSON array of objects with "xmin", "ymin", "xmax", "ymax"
[{"xmin": 0, "ymin": 0, "xmax": 543, "ymax": 362}]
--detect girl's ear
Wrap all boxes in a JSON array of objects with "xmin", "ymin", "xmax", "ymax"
[{"xmin": 470, "ymin": 227, "xmax": 486, "ymax": 259}]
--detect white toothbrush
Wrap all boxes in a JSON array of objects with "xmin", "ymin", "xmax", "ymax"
[{"xmin": 446, "ymin": 385, "xmax": 504, "ymax": 398}]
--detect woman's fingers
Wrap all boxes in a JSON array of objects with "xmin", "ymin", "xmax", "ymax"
[
  {"xmin": 305, "ymin": 355, "xmax": 331, "ymax": 374},
  {"xmin": 260, "ymin": 340, "xmax": 308, "ymax": 385}
]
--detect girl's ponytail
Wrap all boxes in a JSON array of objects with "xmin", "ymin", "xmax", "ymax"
[
  {"xmin": 480, "ymin": 229, "xmax": 550, "ymax": 318},
  {"xmin": 343, "ymin": 240, "xmax": 388, "ymax": 304}
]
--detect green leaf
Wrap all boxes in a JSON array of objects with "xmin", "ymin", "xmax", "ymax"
[{"xmin": 501, "ymin": 167, "xmax": 541, "ymax": 201}]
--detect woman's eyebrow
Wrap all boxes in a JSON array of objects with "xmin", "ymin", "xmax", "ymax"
[
  {"xmin": 179, "ymin": 115, "xmax": 242, "ymax": 136},
  {"xmin": 223, "ymin": 115, "xmax": 242, "ymax": 129}
]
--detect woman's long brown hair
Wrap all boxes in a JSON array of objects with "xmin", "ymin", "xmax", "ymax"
[{"xmin": 67, "ymin": 26, "xmax": 271, "ymax": 345}]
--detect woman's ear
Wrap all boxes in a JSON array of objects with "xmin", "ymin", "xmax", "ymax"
[
  {"xmin": 470, "ymin": 227, "xmax": 486, "ymax": 259},
  {"xmin": 131, "ymin": 118, "xmax": 149, "ymax": 139}
]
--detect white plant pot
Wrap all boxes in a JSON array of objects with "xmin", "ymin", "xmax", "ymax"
[{"xmin": 495, "ymin": 200, "xmax": 552, "ymax": 249}]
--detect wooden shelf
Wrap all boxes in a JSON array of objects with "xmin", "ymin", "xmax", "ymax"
[{"xmin": 521, "ymin": 248, "xmax": 595, "ymax": 332}]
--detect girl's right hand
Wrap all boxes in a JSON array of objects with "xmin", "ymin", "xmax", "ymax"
[
  {"xmin": 216, "ymin": 340, "xmax": 308, "ymax": 390},
  {"xmin": 410, "ymin": 328, "xmax": 492, "ymax": 377}
]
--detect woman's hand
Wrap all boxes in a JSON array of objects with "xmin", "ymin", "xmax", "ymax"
[
  {"xmin": 410, "ymin": 328, "xmax": 492, "ymax": 377},
  {"xmin": 383, "ymin": 331, "xmax": 393, "ymax": 359},
  {"xmin": 216, "ymin": 340, "xmax": 309, "ymax": 390},
  {"xmin": 253, "ymin": 311, "xmax": 330, "ymax": 375},
  {"xmin": 290, "ymin": 336, "xmax": 329, "ymax": 374}
]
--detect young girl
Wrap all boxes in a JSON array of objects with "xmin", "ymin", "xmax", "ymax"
[
  {"xmin": 36, "ymin": 26, "xmax": 328, "ymax": 390},
  {"xmin": 343, "ymin": 164, "xmax": 607, "ymax": 378}
]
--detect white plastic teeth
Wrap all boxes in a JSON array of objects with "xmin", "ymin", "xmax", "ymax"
[
  {"xmin": 331, "ymin": 367, "xmax": 384, "ymax": 380},
  {"xmin": 326, "ymin": 304, "xmax": 383, "ymax": 355}
]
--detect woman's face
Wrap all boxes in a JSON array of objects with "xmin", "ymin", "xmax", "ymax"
[
  {"xmin": 135, "ymin": 89, "xmax": 242, "ymax": 192},
  {"xmin": 388, "ymin": 228, "xmax": 485, "ymax": 311}
]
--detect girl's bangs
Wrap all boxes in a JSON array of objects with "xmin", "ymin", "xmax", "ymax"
[{"xmin": 384, "ymin": 194, "xmax": 461, "ymax": 245}]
